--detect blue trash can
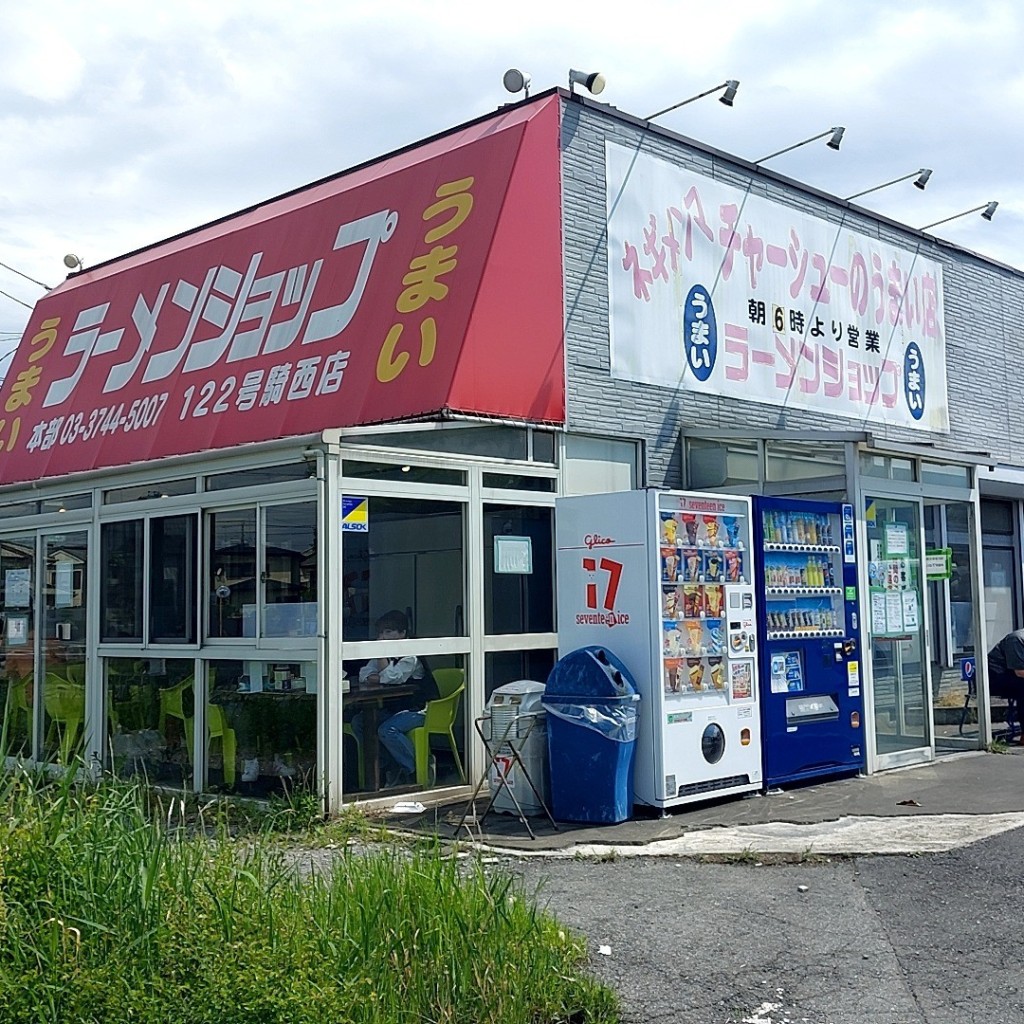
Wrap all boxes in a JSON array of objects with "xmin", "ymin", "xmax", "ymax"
[{"xmin": 542, "ymin": 646, "xmax": 640, "ymax": 824}]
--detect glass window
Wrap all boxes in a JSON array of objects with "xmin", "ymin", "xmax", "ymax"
[
  {"xmin": 40, "ymin": 494, "xmax": 92, "ymax": 514},
  {"xmin": 563, "ymin": 434, "xmax": 639, "ymax": 495},
  {"xmin": 205, "ymin": 462, "xmax": 311, "ymax": 492},
  {"xmin": 485, "ymin": 649, "xmax": 556, "ymax": 702},
  {"xmin": 103, "ymin": 479, "xmax": 197, "ymax": 504},
  {"xmin": 482, "ymin": 473, "xmax": 556, "ymax": 492},
  {"xmin": 981, "ymin": 499, "xmax": 1014, "ymax": 536},
  {"xmin": 685, "ymin": 437, "xmax": 759, "ymax": 490},
  {"xmin": 0, "ymin": 534, "xmax": 35, "ymax": 756},
  {"xmin": 342, "ymin": 497, "xmax": 465, "ymax": 640},
  {"xmin": 532, "ymin": 431, "xmax": 557, "ymax": 464},
  {"xmin": 107, "ymin": 657, "xmax": 194, "ymax": 783},
  {"xmin": 341, "ymin": 649, "xmax": 466, "ymax": 796},
  {"xmin": 41, "ymin": 531, "xmax": 88, "ymax": 765},
  {"xmin": 151, "ymin": 515, "xmax": 198, "ymax": 643},
  {"xmin": 208, "ymin": 509, "xmax": 257, "ymax": 639},
  {"xmin": 765, "ymin": 439, "xmax": 845, "ymax": 482},
  {"xmin": 342, "ymin": 462, "xmax": 466, "ymax": 486},
  {"xmin": 859, "ymin": 453, "xmax": 915, "ymax": 481},
  {"xmin": 101, "ymin": 521, "xmax": 144, "ymax": 642},
  {"xmin": 0, "ymin": 494, "xmax": 93, "ymax": 519},
  {"xmin": 920, "ymin": 462, "xmax": 971, "ymax": 488},
  {"xmin": 484, "ymin": 505, "xmax": 554, "ymax": 634},
  {"xmin": 980, "ymin": 500, "xmax": 1016, "ymax": 665},
  {"xmin": 208, "ymin": 658, "xmax": 317, "ymax": 796},
  {"xmin": 0, "ymin": 502, "xmax": 39, "ymax": 520},
  {"xmin": 263, "ymin": 502, "xmax": 317, "ymax": 638}
]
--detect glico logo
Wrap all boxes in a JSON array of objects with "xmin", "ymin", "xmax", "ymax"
[{"xmin": 584, "ymin": 533, "xmax": 615, "ymax": 549}]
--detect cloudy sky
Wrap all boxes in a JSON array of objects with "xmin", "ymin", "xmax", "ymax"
[{"xmin": 1, "ymin": 0, "xmax": 1020, "ymax": 366}]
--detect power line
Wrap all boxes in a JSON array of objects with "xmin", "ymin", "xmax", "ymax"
[
  {"xmin": 0, "ymin": 259, "xmax": 51, "ymax": 290},
  {"xmin": 0, "ymin": 287, "xmax": 33, "ymax": 310}
]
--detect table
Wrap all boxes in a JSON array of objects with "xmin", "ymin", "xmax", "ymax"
[{"xmin": 343, "ymin": 682, "xmax": 416, "ymax": 791}]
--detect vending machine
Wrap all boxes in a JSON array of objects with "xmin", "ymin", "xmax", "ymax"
[
  {"xmin": 753, "ymin": 496, "xmax": 863, "ymax": 787},
  {"xmin": 555, "ymin": 489, "xmax": 762, "ymax": 810}
]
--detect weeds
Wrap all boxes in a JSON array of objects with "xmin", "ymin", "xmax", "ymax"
[{"xmin": 0, "ymin": 766, "xmax": 618, "ymax": 1023}]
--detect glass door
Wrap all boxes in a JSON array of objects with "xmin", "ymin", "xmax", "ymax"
[
  {"xmin": 926, "ymin": 501, "xmax": 983, "ymax": 753},
  {"xmin": 865, "ymin": 496, "xmax": 932, "ymax": 766},
  {"xmin": 0, "ymin": 535, "xmax": 37, "ymax": 757},
  {"xmin": 41, "ymin": 531, "xmax": 89, "ymax": 764}
]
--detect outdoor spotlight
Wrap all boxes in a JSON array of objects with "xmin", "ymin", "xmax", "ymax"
[
  {"xmin": 757, "ymin": 126, "xmax": 847, "ymax": 165},
  {"xmin": 920, "ymin": 201, "xmax": 1000, "ymax": 231},
  {"xmin": 568, "ymin": 69, "xmax": 606, "ymax": 96},
  {"xmin": 63, "ymin": 254, "xmax": 83, "ymax": 272},
  {"xmin": 646, "ymin": 79, "xmax": 741, "ymax": 120},
  {"xmin": 845, "ymin": 167, "xmax": 934, "ymax": 202},
  {"xmin": 720, "ymin": 80, "xmax": 740, "ymax": 106},
  {"xmin": 502, "ymin": 68, "xmax": 531, "ymax": 97}
]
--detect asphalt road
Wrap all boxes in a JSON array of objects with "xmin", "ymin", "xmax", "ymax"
[{"xmin": 509, "ymin": 826, "xmax": 1024, "ymax": 1024}]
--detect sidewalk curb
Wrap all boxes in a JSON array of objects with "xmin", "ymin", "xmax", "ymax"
[{"xmin": 454, "ymin": 812, "xmax": 1024, "ymax": 859}]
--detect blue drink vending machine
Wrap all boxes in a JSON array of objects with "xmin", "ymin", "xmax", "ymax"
[{"xmin": 753, "ymin": 496, "xmax": 864, "ymax": 786}]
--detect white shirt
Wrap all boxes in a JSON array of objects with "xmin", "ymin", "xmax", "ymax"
[{"xmin": 358, "ymin": 655, "xmax": 421, "ymax": 687}]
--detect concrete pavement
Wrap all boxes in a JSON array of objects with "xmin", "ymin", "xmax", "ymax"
[{"xmin": 381, "ymin": 746, "xmax": 1024, "ymax": 857}]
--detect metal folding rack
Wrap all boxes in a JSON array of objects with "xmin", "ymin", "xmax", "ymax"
[{"xmin": 457, "ymin": 710, "xmax": 557, "ymax": 840}]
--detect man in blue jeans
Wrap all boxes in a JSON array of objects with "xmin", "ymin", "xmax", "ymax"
[
  {"xmin": 358, "ymin": 609, "xmax": 438, "ymax": 785},
  {"xmin": 986, "ymin": 627, "xmax": 1024, "ymax": 744}
]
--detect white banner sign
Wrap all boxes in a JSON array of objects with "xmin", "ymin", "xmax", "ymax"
[{"xmin": 606, "ymin": 142, "xmax": 949, "ymax": 432}]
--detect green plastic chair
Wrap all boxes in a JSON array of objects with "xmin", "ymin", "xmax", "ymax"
[
  {"xmin": 155, "ymin": 675, "xmax": 193, "ymax": 749},
  {"xmin": 4, "ymin": 673, "xmax": 33, "ymax": 738},
  {"xmin": 342, "ymin": 720, "xmax": 366, "ymax": 789},
  {"xmin": 409, "ymin": 683, "xmax": 465, "ymax": 787},
  {"xmin": 156, "ymin": 677, "xmax": 235, "ymax": 785},
  {"xmin": 205, "ymin": 704, "xmax": 237, "ymax": 787},
  {"xmin": 431, "ymin": 667, "xmax": 465, "ymax": 699},
  {"xmin": 43, "ymin": 673, "xmax": 85, "ymax": 763}
]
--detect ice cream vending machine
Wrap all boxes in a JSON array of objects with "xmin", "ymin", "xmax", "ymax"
[
  {"xmin": 555, "ymin": 489, "xmax": 762, "ymax": 810},
  {"xmin": 753, "ymin": 496, "xmax": 863, "ymax": 787}
]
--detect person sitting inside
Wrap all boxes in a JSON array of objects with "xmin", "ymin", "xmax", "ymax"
[
  {"xmin": 359, "ymin": 609, "xmax": 438, "ymax": 786},
  {"xmin": 986, "ymin": 627, "xmax": 1024, "ymax": 744}
]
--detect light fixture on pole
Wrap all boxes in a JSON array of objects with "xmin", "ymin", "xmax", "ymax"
[
  {"xmin": 63, "ymin": 254, "xmax": 84, "ymax": 273},
  {"xmin": 846, "ymin": 168, "xmax": 932, "ymax": 201},
  {"xmin": 502, "ymin": 68, "xmax": 532, "ymax": 98},
  {"xmin": 646, "ymin": 79, "xmax": 740, "ymax": 120},
  {"xmin": 920, "ymin": 202, "xmax": 998, "ymax": 231},
  {"xmin": 756, "ymin": 126, "xmax": 845, "ymax": 165},
  {"xmin": 568, "ymin": 68, "xmax": 606, "ymax": 97}
]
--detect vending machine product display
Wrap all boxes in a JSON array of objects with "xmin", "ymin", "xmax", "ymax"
[
  {"xmin": 556, "ymin": 489, "xmax": 762, "ymax": 810},
  {"xmin": 753, "ymin": 496, "xmax": 864, "ymax": 787}
]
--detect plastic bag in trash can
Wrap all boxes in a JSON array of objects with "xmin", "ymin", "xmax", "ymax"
[{"xmin": 544, "ymin": 697, "xmax": 639, "ymax": 742}]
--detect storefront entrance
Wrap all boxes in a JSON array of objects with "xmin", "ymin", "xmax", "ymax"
[
  {"xmin": 858, "ymin": 459, "xmax": 987, "ymax": 771},
  {"xmin": 926, "ymin": 500, "xmax": 983, "ymax": 752},
  {"xmin": 685, "ymin": 435, "xmax": 989, "ymax": 773},
  {"xmin": 863, "ymin": 495, "xmax": 932, "ymax": 768}
]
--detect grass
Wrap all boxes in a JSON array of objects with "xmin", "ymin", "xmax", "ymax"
[{"xmin": 0, "ymin": 765, "xmax": 618, "ymax": 1023}]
